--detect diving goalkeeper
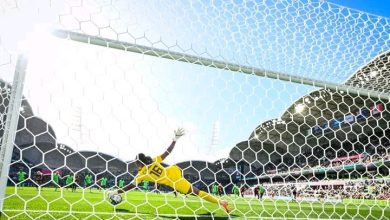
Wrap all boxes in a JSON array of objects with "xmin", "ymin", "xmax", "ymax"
[{"xmin": 114, "ymin": 128, "xmax": 230, "ymax": 213}]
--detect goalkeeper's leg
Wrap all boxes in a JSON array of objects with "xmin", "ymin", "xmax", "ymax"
[
  {"xmin": 191, "ymin": 186, "xmax": 230, "ymax": 213},
  {"xmin": 174, "ymin": 178, "xmax": 230, "ymax": 213}
]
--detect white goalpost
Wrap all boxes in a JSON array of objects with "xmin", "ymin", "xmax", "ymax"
[{"xmin": 0, "ymin": 55, "xmax": 28, "ymax": 215}]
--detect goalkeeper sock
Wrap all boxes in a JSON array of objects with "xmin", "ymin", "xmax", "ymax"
[{"xmin": 198, "ymin": 190, "xmax": 219, "ymax": 204}]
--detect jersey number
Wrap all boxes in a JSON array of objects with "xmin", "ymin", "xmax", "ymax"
[{"xmin": 150, "ymin": 165, "xmax": 163, "ymax": 177}]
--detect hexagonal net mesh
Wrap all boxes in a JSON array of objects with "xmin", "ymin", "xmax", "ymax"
[{"xmin": 0, "ymin": 0, "xmax": 390, "ymax": 219}]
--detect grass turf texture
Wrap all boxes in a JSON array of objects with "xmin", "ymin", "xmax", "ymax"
[{"xmin": 1, "ymin": 187, "xmax": 389, "ymax": 219}]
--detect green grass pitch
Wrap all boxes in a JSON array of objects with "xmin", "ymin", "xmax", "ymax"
[{"xmin": 1, "ymin": 187, "xmax": 389, "ymax": 219}]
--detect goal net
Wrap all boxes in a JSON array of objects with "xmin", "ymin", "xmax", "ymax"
[{"xmin": 0, "ymin": 0, "xmax": 389, "ymax": 219}]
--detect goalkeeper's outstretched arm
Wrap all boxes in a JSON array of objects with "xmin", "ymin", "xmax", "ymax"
[{"xmin": 160, "ymin": 128, "xmax": 185, "ymax": 160}]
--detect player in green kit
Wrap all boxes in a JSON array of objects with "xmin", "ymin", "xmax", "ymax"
[
  {"xmin": 118, "ymin": 178, "xmax": 125, "ymax": 189},
  {"xmin": 142, "ymin": 180, "xmax": 149, "ymax": 191},
  {"xmin": 100, "ymin": 176, "xmax": 108, "ymax": 190},
  {"xmin": 65, "ymin": 174, "xmax": 74, "ymax": 191},
  {"xmin": 52, "ymin": 171, "xmax": 61, "ymax": 191},
  {"xmin": 232, "ymin": 184, "xmax": 240, "ymax": 197},
  {"xmin": 211, "ymin": 183, "xmax": 218, "ymax": 195},
  {"xmin": 16, "ymin": 169, "xmax": 27, "ymax": 188},
  {"xmin": 259, "ymin": 184, "xmax": 266, "ymax": 200},
  {"xmin": 84, "ymin": 173, "xmax": 93, "ymax": 192}
]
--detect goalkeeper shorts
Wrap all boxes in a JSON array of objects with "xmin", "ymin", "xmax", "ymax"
[{"xmin": 166, "ymin": 165, "xmax": 192, "ymax": 194}]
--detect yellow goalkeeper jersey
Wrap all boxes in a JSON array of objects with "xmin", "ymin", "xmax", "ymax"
[
  {"xmin": 135, "ymin": 156, "xmax": 167, "ymax": 184},
  {"xmin": 134, "ymin": 156, "xmax": 191, "ymax": 193}
]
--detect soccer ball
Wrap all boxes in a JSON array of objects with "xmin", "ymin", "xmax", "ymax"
[{"xmin": 108, "ymin": 192, "xmax": 122, "ymax": 205}]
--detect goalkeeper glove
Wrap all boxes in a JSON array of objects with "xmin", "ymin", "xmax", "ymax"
[{"xmin": 173, "ymin": 128, "xmax": 185, "ymax": 141}]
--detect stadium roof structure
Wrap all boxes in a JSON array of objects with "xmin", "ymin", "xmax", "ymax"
[
  {"xmin": 41, "ymin": 148, "xmax": 128, "ymax": 174},
  {"xmin": 11, "ymin": 115, "xmax": 59, "ymax": 168},
  {"xmin": 1, "ymin": 79, "xmax": 34, "ymax": 139},
  {"xmin": 344, "ymin": 51, "xmax": 390, "ymax": 93},
  {"xmin": 75, "ymin": 151, "xmax": 128, "ymax": 175},
  {"xmin": 229, "ymin": 50, "xmax": 390, "ymax": 164},
  {"xmin": 15, "ymin": 116, "xmax": 57, "ymax": 150},
  {"xmin": 1, "ymin": 82, "xmax": 48, "ymax": 168},
  {"xmin": 176, "ymin": 160, "xmax": 216, "ymax": 172},
  {"xmin": 175, "ymin": 160, "xmax": 217, "ymax": 179},
  {"xmin": 0, "ymin": 80, "xmax": 34, "ymax": 118},
  {"xmin": 0, "ymin": 81, "xmax": 130, "ymax": 174}
]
